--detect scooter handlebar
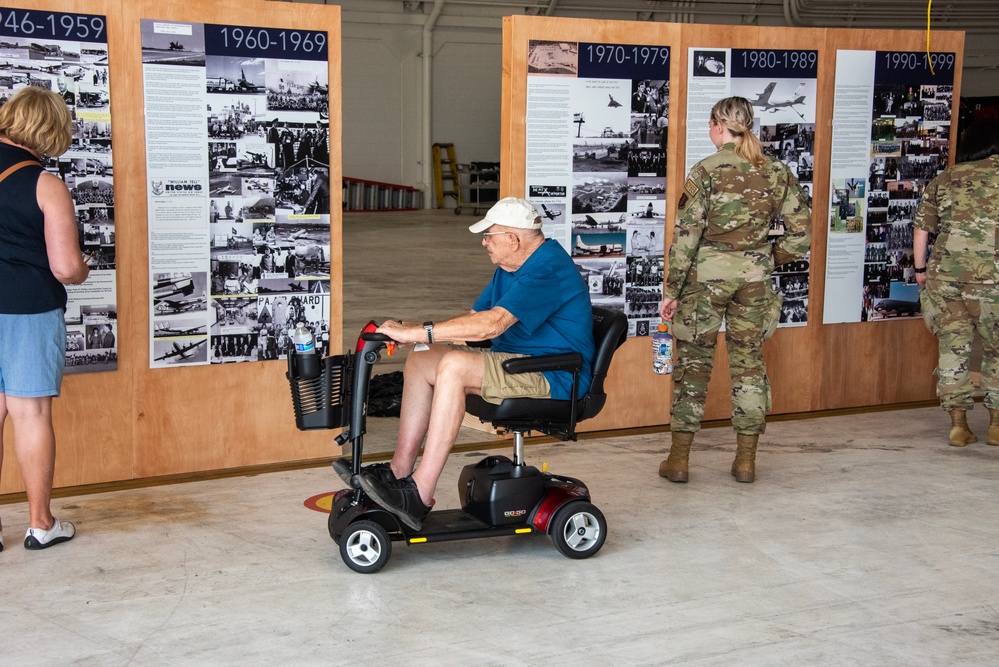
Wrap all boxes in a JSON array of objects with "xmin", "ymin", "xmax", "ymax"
[{"xmin": 359, "ymin": 331, "xmax": 395, "ymax": 342}]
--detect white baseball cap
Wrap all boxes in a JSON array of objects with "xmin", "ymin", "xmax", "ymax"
[{"xmin": 468, "ymin": 197, "xmax": 543, "ymax": 233}]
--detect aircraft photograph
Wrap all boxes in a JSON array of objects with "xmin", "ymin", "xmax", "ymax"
[
  {"xmin": 153, "ymin": 321, "xmax": 208, "ymax": 338},
  {"xmin": 245, "ymin": 177, "xmax": 274, "ymax": 193},
  {"xmin": 572, "ymin": 234, "xmax": 625, "ymax": 257},
  {"xmin": 572, "ymin": 213, "xmax": 625, "ymax": 233},
  {"xmin": 154, "ymin": 296, "xmax": 206, "ymax": 315},
  {"xmin": 154, "ymin": 339, "xmax": 208, "ymax": 364},
  {"xmin": 732, "ymin": 78, "xmax": 817, "ymax": 123},
  {"xmin": 540, "ymin": 203, "xmax": 563, "ymax": 220},
  {"xmin": 236, "ymin": 67, "xmax": 265, "ymax": 93},
  {"xmin": 210, "ymin": 174, "xmax": 242, "ymax": 196},
  {"xmin": 153, "ymin": 274, "xmax": 195, "ymax": 300},
  {"xmin": 607, "ymin": 94, "xmax": 622, "ymax": 108}
]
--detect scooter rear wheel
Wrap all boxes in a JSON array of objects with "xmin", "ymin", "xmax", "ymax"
[
  {"xmin": 339, "ymin": 520, "xmax": 392, "ymax": 573},
  {"xmin": 549, "ymin": 501, "xmax": 606, "ymax": 559}
]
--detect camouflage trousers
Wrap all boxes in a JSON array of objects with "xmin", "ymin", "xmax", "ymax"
[
  {"xmin": 919, "ymin": 280, "xmax": 999, "ymax": 411},
  {"xmin": 670, "ymin": 279, "xmax": 781, "ymax": 435}
]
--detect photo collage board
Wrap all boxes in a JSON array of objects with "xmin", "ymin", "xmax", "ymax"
[
  {"xmin": 525, "ymin": 41, "xmax": 671, "ymax": 337},
  {"xmin": 0, "ymin": 8, "xmax": 117, "ymax": 374},
  {"xmin": 824, "ymin": 50, "xmax": 956, "ymax": 323},
  {"xmin": 141, "ymin": 20, "xmax": 330, "ymax": 368},
  {"xmin": 684, "ymin": 47, "xmax": 819, "ymax": 327}
]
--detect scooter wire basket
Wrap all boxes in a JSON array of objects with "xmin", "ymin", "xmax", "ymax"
[{"xmin": 287, "ymin": 353, "xmax": 353, "ymax": 431}]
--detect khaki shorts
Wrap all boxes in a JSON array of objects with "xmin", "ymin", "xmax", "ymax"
[{"xmin": 453, "ymin": 345, "xmax": 551, "ymax": 405}]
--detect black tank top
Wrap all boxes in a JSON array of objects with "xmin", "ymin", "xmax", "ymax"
[{"xmin": 0, "ymin": 142, "xmax": 67, "ymax": 313}]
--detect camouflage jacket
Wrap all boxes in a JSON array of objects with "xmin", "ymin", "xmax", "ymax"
[
  {"xmin": 913, "ymin": 154, "xmax": 999, "ymax": 284},
  {"xmin": 664, "ymin": 143, "xmax": 811, "ymax": 299}
]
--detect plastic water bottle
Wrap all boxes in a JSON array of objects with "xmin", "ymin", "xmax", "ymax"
[
  {"xmin": 292, "ymin": 323, "xmax": 320, "ymax": 379},
  {"xmin": 292, "ymin": 323, "xmax": 314, "ymax": 353},
  {"xmin": 652, "ymin": 322, "xmax": 673, "ymax": 375}
]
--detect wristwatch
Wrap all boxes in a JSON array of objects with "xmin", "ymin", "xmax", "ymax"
[
  {"xmin": 913, "ymin": 267, "xmax": 926, "ymax": 274},
  {"xmin": 423, "ymin": 321, "xmax": 435, "ymax": 344}
]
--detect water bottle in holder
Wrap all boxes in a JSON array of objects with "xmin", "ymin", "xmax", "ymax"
[
  {"xmin": 652, "ymin": 322, "xmax": 673, "ymax": 375},
  {"xmin": 292, "ymin": 323, "xmax": 320, "ymax": 380}
]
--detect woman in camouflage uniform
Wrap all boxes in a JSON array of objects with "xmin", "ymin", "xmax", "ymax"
[
  {"xmin": 658, "ymin": 97, "xmax": 811, "ymax": 483},
  {"xmin": 913, "ymin": 118, "xmax": 999, "ymax": 447}
]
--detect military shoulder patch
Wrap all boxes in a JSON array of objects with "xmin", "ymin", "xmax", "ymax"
[{"xmin": 678, "ymin": 178, "xmax": 699, "ymax": 211}]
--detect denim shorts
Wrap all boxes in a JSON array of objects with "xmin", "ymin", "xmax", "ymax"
[{"xmin": 0, "ymin": 308, "xmax": 66, "ymax": 397}]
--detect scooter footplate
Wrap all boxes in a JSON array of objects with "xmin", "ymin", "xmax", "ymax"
[{"xmin": 418, "ymin": 509, "xmax": 490, "ymax": 535}]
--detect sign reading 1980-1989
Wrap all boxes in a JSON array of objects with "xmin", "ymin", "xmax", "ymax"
[
  {"xmin": 685, "ymin": 47, "xmax": 818, "ymax": 329},
  {"xmin": 141, "ymin": 19, "xmax": 330, "ymax": 368}
]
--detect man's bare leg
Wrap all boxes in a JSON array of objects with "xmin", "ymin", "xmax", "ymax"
[
  {"xmin": 391, "ymin": 344, "xmax": 449, "ymax": 478},
  {"xmin": 408, "ymin": 350, "xmax": 484, "ymax": 505}
]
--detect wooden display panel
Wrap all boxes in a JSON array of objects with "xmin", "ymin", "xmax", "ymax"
[
  {"xmin": 1, "ymin": 0, "xmax": 342, "ymax": 494},
  {"xmin": 501, "ymin": 16, "xmax": 964, "ymax": 432}
]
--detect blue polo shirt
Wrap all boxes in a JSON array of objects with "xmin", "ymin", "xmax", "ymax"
[{"xmin": 472, "ymin": 238, "xmax": 595, "ymax": 400}]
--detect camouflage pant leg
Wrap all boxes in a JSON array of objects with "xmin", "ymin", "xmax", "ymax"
[
  {"xmin": 670, "ymin": 282, "xmax": 730, "ymax": 433},
  {"xmin": 964, "ymin": 283, "xmax": 999, "ymax": 410},
  {"xmin": 921, "ymin": 281, "xmax": 999, "ymax": 410},
  {"xmin": 724, "ymin": 281, "xmax": 773, "ymax": 435}
]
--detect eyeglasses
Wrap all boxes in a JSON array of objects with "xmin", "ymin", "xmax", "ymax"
[{"xmin": 481, "ymin": 231, "xmax": 514, "ymax": 239}]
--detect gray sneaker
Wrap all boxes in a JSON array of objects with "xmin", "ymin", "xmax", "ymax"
[
  {"xmin": 24, "ymin": 518, "xmax": 75, "ymax": 550},
  {"xmin": 332, "ymin": 458, "xmax": 398, "ymax": 486},
  {"xmin": 357, "ymin": 473, "xmax": 433, "ymax": 531}
]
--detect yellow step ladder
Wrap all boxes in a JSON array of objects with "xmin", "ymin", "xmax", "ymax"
[{"xmin": 432, "ymin": 143, "xmax": 462, "ymax": 211}]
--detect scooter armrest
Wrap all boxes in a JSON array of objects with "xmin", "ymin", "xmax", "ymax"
[{"xmin": 501, "ymin": 352, "xmax": 583, "ymax": 375}]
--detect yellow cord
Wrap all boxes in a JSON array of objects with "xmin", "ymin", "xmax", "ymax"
[{"xmin": 926, "ymin": 0, "xmax": 935, "ymax": 75}]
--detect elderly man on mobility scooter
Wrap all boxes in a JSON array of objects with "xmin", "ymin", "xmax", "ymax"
[{"xmin": 333, "ymin": 197, "xmax": 596, "ymax": 530}]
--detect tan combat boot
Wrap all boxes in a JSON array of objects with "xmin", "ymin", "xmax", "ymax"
[
  {"xmin": 988, "ymin": 409, "xmax": 999, "ymax": 446},
  {"xmin": 731, "ymin": 433, "xmax": 759, "ymax": 483},
  {"xmin": 659, "ymin": 431, "xmax": 693, "ymax": 483},
  {"xmin": 948, "ymin": 409, "xmax": 978, "ymax": 446}
]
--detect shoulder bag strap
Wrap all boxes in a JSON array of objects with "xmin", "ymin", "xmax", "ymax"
[{"xmin": 0, "ymin": 159, "xmax": 40, "ymax": 185}]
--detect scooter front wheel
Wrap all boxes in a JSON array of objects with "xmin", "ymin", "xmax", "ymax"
[
  {"xmin": 339, "ymin": 520, "xmax": 392, "ymax": 573},
  {"xmin": 549, "ymin": 501, "xmax": 606, "ymax": 559}
]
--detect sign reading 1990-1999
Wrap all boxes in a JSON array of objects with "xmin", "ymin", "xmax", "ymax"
[
  {"xmin": 0, "ymin": 7, "xmax": 116, "ymax": 374},
  {"xmin": 525, "ymin": 41, "xmax": 670, "ymax": 337},
  {"xmin": 141, "ymin": 20, "xmax": 330, "ymax": 368},
  {"xmin": 824, "ymin": 50, "xmax": 955, "ymax": 323},
  {"xmin": 685, "ymin": 47, "xmax": 818, "ymax": 328}
]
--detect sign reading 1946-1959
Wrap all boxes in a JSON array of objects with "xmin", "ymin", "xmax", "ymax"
[{"xmin": 0, "ymin": 7, "xmax": 117, "ymax": 374}]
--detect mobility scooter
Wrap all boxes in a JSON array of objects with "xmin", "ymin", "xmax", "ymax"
[{"xmin": 287, "ymin": 307, "xmax": 627, "ymax": 573}]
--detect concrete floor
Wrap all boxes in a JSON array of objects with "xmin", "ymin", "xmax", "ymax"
[
  {"xmin": 1, "ymin": 405, "xmax": 997, "ymax": 665},
  {"xmin": 2, "ymin": 211, "xmax": 997, "ymax": 663}
]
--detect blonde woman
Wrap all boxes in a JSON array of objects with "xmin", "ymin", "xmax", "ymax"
[
  {"xmin": 658, "ymin": 97, "xmax": 811, "ymax": 484},
  {"xmin": 0, "ymin": 86, "xmax": 89, "ymax": 551}
]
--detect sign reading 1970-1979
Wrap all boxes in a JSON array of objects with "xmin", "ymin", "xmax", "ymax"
[{"xmin": 525, "ymin": 40, "xmax": 670, "ymax": 338}]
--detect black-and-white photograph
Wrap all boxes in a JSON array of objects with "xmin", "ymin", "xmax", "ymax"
[
  {"xmin": 206, "ymin": 55, "xmax": 266, "ymax": 95},
  {"xmin": 627, "ymin": 145, "xmax": 666, "ymax": 177},
  {"xmin": 527, "ymin": 40, "xmax": 578, "ymax": 76},
  {"xmin": 692, "ymin": 50, "xmax": 727, "ymax": 77},
  {"xmin": 140, "ymin": 22, "xmax": 206, "ymax": 66},
  {"xmin": 577, "ymin": 259, "xmax": 625, "ymax": 301},
  {"xmin": 153, "ymin": 272, "xmax": 207, "ymax": 317},
  {"xmin": 572, "ymin": 140, "xmax": 629, "ymax": 173},
  {"xmin": 153, "ymin": 338, "xmax": 208, "ymax": 365},
  {"xmin": 731, "ymin": 79, "xmax": 816, "ymax": 124},
  {"xmin": 265, "ymin": 65, "xmax": 329, "ymax": 119},
  {"xmin": 572, "ymin": 173, "xmax": 629, "ymax": 213}
]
